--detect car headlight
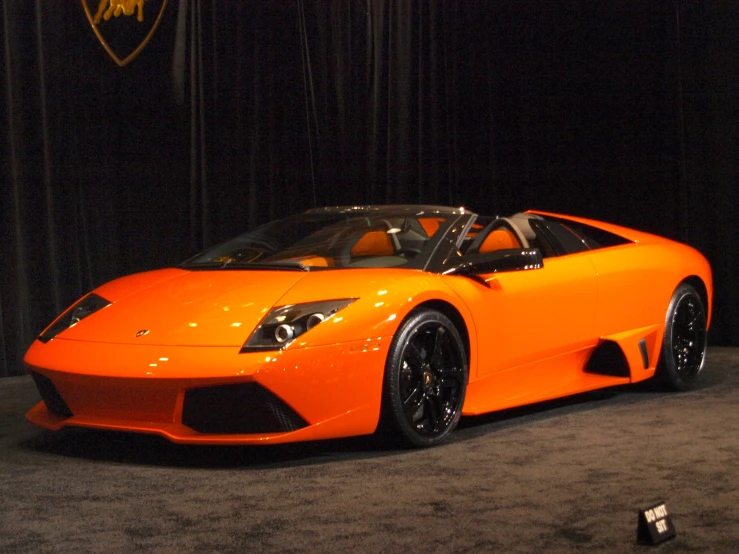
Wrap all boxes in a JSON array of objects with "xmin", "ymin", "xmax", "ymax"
[
  {"xmin": 38, "ymin": 293, "xmax": 112, "ymax": 343},
  {"xmin": 241, "ymin": 298, "xmax": 357, "ymax": 352}
]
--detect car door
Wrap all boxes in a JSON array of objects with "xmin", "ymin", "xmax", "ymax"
[
  {"xmin": 465, "ymin": 252, "xmax": 598, "ymax": 378},
  {"xmin": 438, "ymin": 214, "xmax": 599, "ymax": 404}
]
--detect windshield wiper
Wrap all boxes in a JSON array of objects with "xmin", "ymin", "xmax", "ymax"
[
  {"xmin": 244, "ymin": 261, "xmax": 310, "ymax": 271},
  {"xmin": 183, "ymin": 261, "xmax": 310, "ymax": 271}
]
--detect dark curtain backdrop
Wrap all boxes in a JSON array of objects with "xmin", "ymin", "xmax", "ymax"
[{"xmin": 1, "ymin": 1, "xmax": 738, "ymax": 377}]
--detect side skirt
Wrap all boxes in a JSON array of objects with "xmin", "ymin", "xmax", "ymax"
[{"xmin": 462, "ymin": 324, "xmax": 663, "ymax": 416}]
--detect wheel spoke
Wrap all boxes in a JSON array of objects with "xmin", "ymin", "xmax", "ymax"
[
  {"xmin": 407, "ymin": 400, "xmax": 425, "ymax": 424},
  {"xmin": 402, "ymin": 381, "xmax": 424, "ymax": 409},
  {"xmin": 437, "ymin": 375, "xmax": 460, "ymax": 394},
  {"xmin": 430, "ymin": 326, "xmax": 447, "ymax": 367},
  {"xmin": 429, "ymin": 326, "xmax": 444, "ymax": 360},
  {"xmin": 437, "ymin": 366, "xmax": 461, "ymax": 380},
  {"xmin": 424, "ymin": 394, "xmax": 441, "ymax": 430},
  {"xmin": 406, "ymin": 340, "xmax": 427, "ymax": 369}
]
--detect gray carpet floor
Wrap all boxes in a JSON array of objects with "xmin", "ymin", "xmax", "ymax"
[{"xmin": 1, "ymin": 348, "xmax": 737, "ymax": 553}]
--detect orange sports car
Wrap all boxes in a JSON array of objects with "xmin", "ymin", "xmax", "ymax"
[{"xmin": 25, "ymin": 205, "xmax": 712, "ymax": 447}]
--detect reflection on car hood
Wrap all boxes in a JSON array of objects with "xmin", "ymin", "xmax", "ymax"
[{"xmin": 56, "ymin": 269, "xmax": 306, "ymax": 346}]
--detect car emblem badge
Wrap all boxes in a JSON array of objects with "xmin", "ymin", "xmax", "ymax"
[
  {"xmin": 80, "ymin": 0, "xmax": 169, "ymax": 67},
  {"xmin": 136, "ymin": 330, "xmax": 150, "ymax": 337}
]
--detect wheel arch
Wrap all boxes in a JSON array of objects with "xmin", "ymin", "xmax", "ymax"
[
  {"xmin": 680, "ymin": 275, "xmax": 710, "ymax": 326},
  {"xmin": 377, "ymin": 300, "xmax": 470, "ymax": 447},
  {"xmin": 410, "ymin": 299, "xmax": 471, "ymax": 375},
  {"xmin": 655, "ymin": 277, "xmax": 709, "ymax": 390}
]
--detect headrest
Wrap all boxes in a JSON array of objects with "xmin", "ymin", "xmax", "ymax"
[
  {"xmin": 508, "ymin": 213, "xmax": 539, "ymax": 241},
  {"xmin": 351, "ymin": 230, "xmax": 394, "ymax": 257},
  {"xmin": 478, "ymin": 228, "xmax": 522, "ymax": 254}
]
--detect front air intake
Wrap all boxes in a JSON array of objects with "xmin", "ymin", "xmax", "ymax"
[
  {"xmin": 182, "ymin": 383, "xmax": 308, "ymax": 434},
  {"xmin": 30, "ymin": 371, "xmax": 73, "ymax": 418}
]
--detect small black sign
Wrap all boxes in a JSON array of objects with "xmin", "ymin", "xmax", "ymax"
[{"xmin": 637, "ymin": 501, "xmax": 676, "ymax": 545}]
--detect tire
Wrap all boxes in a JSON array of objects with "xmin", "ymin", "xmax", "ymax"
[
  {"xmin": 379, "ymin": 309, "xmax": 468, "ymax": 448},
  {"xmin": 655, "ymin": 283, "xmax": 707, "ymax": 391}
]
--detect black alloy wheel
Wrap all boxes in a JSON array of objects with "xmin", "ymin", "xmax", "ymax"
[
  {"xmin": 656, "ymin": 283, "xmax": 707, "ymax": 391},
  {"xmin": 380, "ymin": 309, "xmax": 467, "ymax": 448}
]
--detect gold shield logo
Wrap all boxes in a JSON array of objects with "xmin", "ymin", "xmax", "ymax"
[{"xmin": 81, "ymin": 0, "xmax": 169, "ymax": 67}]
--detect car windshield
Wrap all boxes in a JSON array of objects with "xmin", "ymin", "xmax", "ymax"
[{"xmin": 182, "ymin": 208, "xmax": 460, "ymax": 270}]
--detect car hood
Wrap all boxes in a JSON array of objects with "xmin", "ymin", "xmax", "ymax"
[{"xmin": 56, "ymin": 269, "xmax": 307, "ymax": 346}]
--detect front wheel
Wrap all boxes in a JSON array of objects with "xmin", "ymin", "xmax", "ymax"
[
  {"xmin": 655, "ymin": 283, "xmax": 707, "ymax": 391},
  {"xmin": 379, "ymin": 309, "xmax": 468, "ymax": 448}
]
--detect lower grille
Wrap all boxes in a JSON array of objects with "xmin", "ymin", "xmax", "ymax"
[
  {"xmin": 182, "ymin": 383, "xmax": 308, "ymax": 434},
  {"xmin": 30, "ymin": 371, "xmax": 73, "ymax": 418}
]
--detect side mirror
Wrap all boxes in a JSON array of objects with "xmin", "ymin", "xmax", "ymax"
[{"xmin": 446, "ymin": 248, "xmax": 543, "ymax": 277}]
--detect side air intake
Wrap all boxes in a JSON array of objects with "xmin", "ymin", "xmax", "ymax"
[{"xmin": 584, "ymin": 341, "xmax": 631, "ymax": 378}]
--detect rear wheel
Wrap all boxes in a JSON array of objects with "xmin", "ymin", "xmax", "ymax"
[
  {"xmin": 379, "ymin": 309, "xmax": 467, "ymax": 448},
  {"xmin": 655, "ymin": 283, "xmax": 707, "ymax": 391}
]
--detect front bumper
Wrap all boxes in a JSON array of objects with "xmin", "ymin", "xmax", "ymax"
[{"xmin": 24, "ymin": 336, "xmax": 390, "ymax": 444}]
